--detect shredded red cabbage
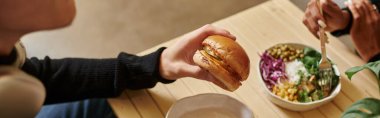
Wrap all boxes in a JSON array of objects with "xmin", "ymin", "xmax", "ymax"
[{"xmin": 260, "ymin": 51, "xmax": 287, "ymax": 90}]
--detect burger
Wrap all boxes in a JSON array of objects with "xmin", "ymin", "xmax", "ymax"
[{"xmin": 193, "ymin": 35, "xmax": 250, "ymax": 91}]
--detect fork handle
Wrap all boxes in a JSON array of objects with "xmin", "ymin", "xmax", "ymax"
[
  {"xmin": 320, "ymin": 29, "xmax": 328, "ymax": 62},
  {"xmin": 317, "ymin": 0, "xmax": 328, "ymax": 62}
]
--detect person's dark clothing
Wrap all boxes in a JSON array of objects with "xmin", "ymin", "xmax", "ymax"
[{"xmin": 20, "ymin": 47, "xmax": 174, "ymax": 105}]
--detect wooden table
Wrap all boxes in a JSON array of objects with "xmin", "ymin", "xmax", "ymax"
[{"xmin": 108, "ymin": 0, "xmax": 380, "ymax": 117}]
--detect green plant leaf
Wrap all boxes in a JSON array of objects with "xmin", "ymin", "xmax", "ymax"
[
  {"xmin": 364, "ymin": 62, "xmax": 380, "ymax": 79},
  {"xmin": 345, "ymin": 66, "xmax": 366, "ymax": 80},
  {"xmin": 345, "ymin": 61, "xmax": 380, "ymax": 79},
  {"xmin": 342, "ymin": 98, "xmax": 380, "ymax": 118},
  {"xmin": 345, "ymin": 61, "xmax": 380, "ymax": 92}
]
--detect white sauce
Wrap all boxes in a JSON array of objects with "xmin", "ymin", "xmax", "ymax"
[{"xmin": 285, "ymin": 60, "xmax": 308, "ymax": 83}]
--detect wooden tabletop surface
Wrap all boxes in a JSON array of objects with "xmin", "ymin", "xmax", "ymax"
[{"xmin": 108, "ymin": 0, "xmax": 380, "ymax": 117}]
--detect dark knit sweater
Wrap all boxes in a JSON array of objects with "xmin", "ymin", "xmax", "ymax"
[{"xmin": 1, "ymin": 47, "xmax": 175, "ymax": 105}]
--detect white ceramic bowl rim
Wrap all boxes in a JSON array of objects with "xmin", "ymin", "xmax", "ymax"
[
  {"xmin": 258, "ymin": 43, "xmax": 341, "ymax": 105},
  {"xmin": 166, "ymin": 93, "xmax": 253, "ymax": 118}
]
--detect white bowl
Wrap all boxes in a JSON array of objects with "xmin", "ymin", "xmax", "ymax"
[
  {"xmin": 166, "ymin": 93, "xmax": 254, "ymax": 118},
  {"xmin": 258, "ymin": 43, "xmax": 341, "ymax": 111}
]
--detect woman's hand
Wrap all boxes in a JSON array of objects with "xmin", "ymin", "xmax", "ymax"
[
  {"xmin": 347, "ymin": 0, "xmax": 380, "ymax": 62},
  {"xmin": 303, "ymin": 0, "xmax": 350, "ymax": 37},
  {"xmin": 159, "ymin": 24, "xmax": 236, "ymax": 89}
]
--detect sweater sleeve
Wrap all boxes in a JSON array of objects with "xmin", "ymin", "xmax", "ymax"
[{"xmin": 21, "ymin": 47, "xmax": 174, "ymax": 105}]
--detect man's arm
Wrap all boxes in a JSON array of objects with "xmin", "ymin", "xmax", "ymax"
[
  {"xmin": 332, "ymin": 0, "xmax": 380, "ymax": 36},
  {"xmin": 330, "ymin": 8, "xmax": 353, "ymax": 36},
  {"xmin": 21, "ymin": 47, "xmax": 174, "ymax": 105}
]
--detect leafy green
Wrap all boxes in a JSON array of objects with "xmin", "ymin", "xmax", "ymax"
[
  {"xmin": 311, "ymin": 90, "xmax": 323, "ymax": 101},
  {"xmin": 300, "ymin": 47, "xmax": 340, "ymax": 96},
  {"xmin": 342, "ymin": 98, "xmax": 380, "ymax": 118},
  {"xmin": 298, "ymin": 89, "xmax": 312, "ymax": 103},
  {"xmin": 345, "ymin": 61, "xmax": 380, "ymax": 91},
  {"xmin": 332, "ymin": 69, "xmax": 340, "ymax": 90},
  {"xmin": 297, "ymin": 70, "xmax": 304, "ymax": 78},
  {"xmin": 301, "ymin": 47, "xmax": 321, "ymax": 75},
  {"xmin": 304, "ymin": 47, "xmax": 322, "ymax": 59},
  {"xmin": 295, "ymin": 79, "xmax": 301, "ymax": 86}
]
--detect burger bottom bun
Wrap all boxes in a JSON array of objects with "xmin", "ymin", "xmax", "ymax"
[{"xmin": 193, "ymin": 50, "xmax": 241, "ymax": 91}]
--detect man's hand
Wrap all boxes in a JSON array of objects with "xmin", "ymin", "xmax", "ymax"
[
  {"xmin": 303, "ymin": 0, "xmax": 350, "ymax": 37},
  {"xmin": 159, "ymin": 24, "xmax": 236, "ymax": 89},
  {"xmin": 347, "ymin": 0, "xmax": 380, "ymax": 61}
]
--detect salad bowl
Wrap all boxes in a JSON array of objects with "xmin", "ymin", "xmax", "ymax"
[{"xmin": 258, "ymin": 43, "xmax": 341, "ymax": 111}]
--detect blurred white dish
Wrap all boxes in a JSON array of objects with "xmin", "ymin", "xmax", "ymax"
[
  {"xmin": 258, "ymin": 43, "xmax": 341, "ymax": 111},
  {"xmin": 166, "ymin": 93, "xmax": 253, "ymax": 118}
]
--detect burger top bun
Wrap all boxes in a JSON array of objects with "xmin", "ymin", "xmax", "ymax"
[
  {"xmin": 203, "ymin": 35, "xmax": 250, "ymax": 81},
  {"xmin": 193, "ymin": 35, "xmax": 250, "ymax": 91}
]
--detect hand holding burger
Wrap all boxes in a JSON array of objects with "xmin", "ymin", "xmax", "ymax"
[
  {"xmin": 193, "ymin": 35, "xmax": 250, "ymax": 91},
  {"xmin": 159, "ymin": 24, "xmax": 250, "ymax": 91}
]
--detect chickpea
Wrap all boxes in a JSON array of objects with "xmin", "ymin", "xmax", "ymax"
[
  {"xmin": 283, "ymin": 51, "xmax": 289, "ymax": 56},
  {"xmin": 289, "ymin": 48, "xmax": 294, "ymax": 51},
  {"xmin": 296, "ymin": 49, "xmax": 302, "ymax": 54},
  {"xmin": 283, "ymin": 58, "xmax": 288, "ymax": 62},
  {"xmin": 295, "ymin": 53, "xmax": 300, "ymax": 57},
  {"xmin": 278, "ymin": 48, "xmax": 282, "ymax": 52},
  {"xmin": 281, "ymin": 46, "xmax": 286, "ymax": 51},
  {"xmin": 300, "ymin": 54, "xmax": 304, "ymax": 58},
  {"xmin": 270, "ymin": 51, "xmax": 276, "ymax": 56},
  {"xmin": 267, "ymin": 45, "xmax": 305, "ymax": 62},
  {"xmin": 276, "ymin": 51, "xmax": 281, "ymax": 56},
  {"xmin": 289, "ymin": 56, "xmax": 296, "ymax": 61},
  {"xmin": 290, "ymin": 51, "xmax": 295, "ymax": 55}
]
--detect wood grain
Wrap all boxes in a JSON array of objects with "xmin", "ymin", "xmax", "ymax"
[{"xmin": 108, "ymin": 0, "xmax": 380, "ymax": 117}]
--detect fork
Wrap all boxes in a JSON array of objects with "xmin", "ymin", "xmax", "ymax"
[{"xmin": 316, "ymin": 0, "xmax": 334, "ymax": 97}]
